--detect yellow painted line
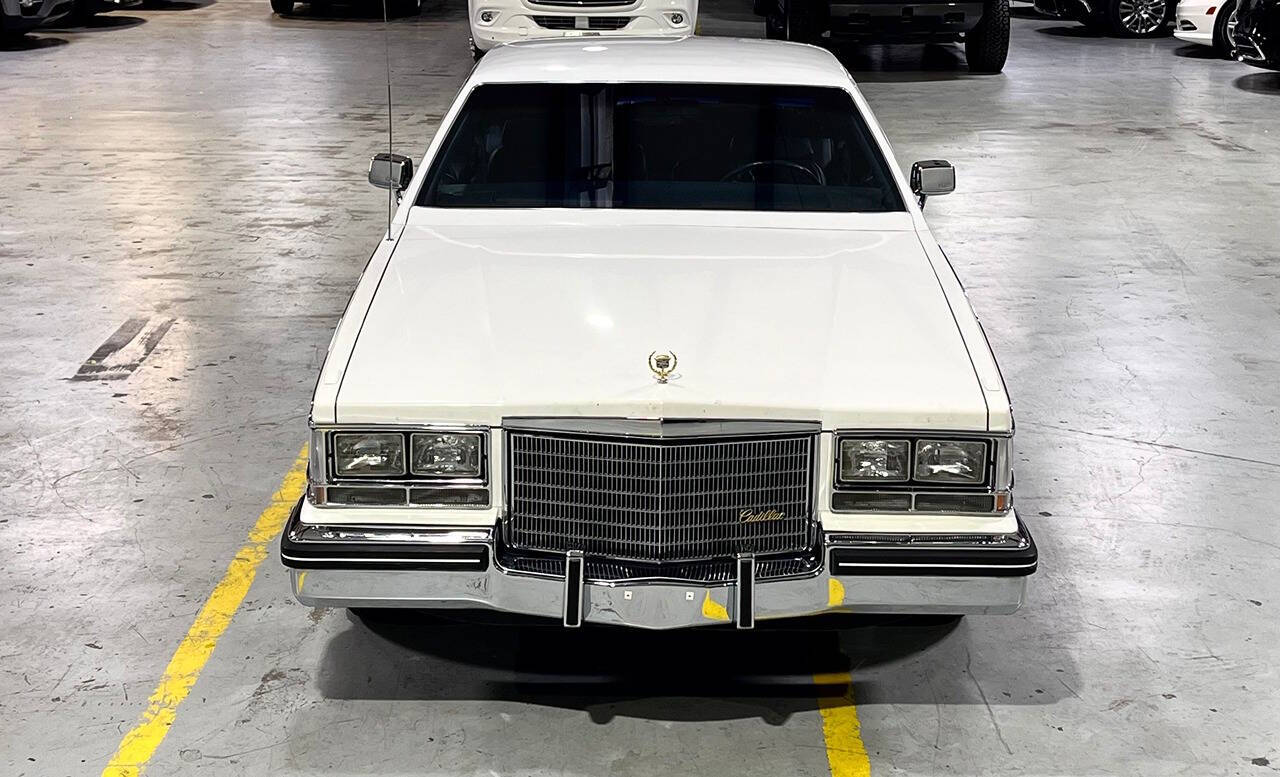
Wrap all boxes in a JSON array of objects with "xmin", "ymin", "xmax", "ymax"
[
  {"xmin": 701, "ymin": 590, "xmax": 730, "ymax": 621},
  {"xmin": 816, "ymin": 670, "xmax": 872, "ymax": 777},
  {"xmin": 102, "ymin": 445, "xmax": 309, "ymax": 777},
  {"xmin": 827, "ymin": 577, "xmax": 846, "ymax": 607}
]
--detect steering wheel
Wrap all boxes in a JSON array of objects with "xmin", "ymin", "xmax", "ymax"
[{"xmin": 719, "ymin": 160, "xmax": 823, "ymax": 185}]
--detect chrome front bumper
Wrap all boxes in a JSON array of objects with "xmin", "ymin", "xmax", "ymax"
[{"xmin": 283, "ymin": 503, "xmax": 1036, "ymax": 629}]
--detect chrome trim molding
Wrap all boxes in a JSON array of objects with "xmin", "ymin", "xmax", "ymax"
[
  {"xmin": 501, "ymin": 417, "xmax": 821, "ymax": 438},
  {"xmin": 287, "ymin": 523, "xmax": 494, "ymax": 545},
  {"xmin": 825, "ymin": 530, "xmax": 1030, "ymax": 549}
]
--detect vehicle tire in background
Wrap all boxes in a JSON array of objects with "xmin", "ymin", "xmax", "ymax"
[
  {"xmin": 1212, "ymin": 0, "xmax": 1237, "ymax": 56},
  {"xmin": 270, "ymin": 0, "xmax": 294, "ymax": 13},
  {"xmin": 62, "ymin": 0, "xmax": 101, "ymax": 23},
  {"xmin": 766, "ymin": 0, "xmax": 821, "ymax": 42},
  {"xmin": 965, "ymin": 0, "xmax": 1010, "ymax": 72},
  {"xmin": 1106, "ymin": 0, "xmax": 1173, "ymax": 36},
  {"xmin": 394, "ymin": 0, "xmax": 422, "ymax": 16}
]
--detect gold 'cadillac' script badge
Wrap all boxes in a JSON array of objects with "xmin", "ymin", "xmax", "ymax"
[
  {"xmin": 648, "ymin": 350, "xmax": 678, "ymax": 384},
  {"xmin": 740, "ymin": 508, "xmax": 787, "ymax": 523}
]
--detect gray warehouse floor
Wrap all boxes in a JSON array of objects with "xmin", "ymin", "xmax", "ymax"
[{"xmin": 2, "ymin": 1, "xmax": 1279, "ymax": 775}]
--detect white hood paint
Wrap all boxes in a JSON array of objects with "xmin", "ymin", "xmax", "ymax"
[{"xmin": 329, "ymin": 214, "xmax": 996, "ymax": 431}]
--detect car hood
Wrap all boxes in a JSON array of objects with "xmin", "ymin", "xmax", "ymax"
[{"xmin": 333, "ymin": 218, "xmax": 991, "ymax": 430}]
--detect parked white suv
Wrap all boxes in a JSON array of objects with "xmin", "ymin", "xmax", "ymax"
[{"xmin": 468, "ymin": 0, "xmax": 696, "ymax": 59}]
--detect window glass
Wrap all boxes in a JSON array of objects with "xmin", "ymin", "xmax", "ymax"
[{"xmin": 418, "ymin": 83, "xmax": 904, "ymax": 213}]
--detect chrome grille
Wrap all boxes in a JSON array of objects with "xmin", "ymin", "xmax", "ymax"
[{"xmin": 506, "ymin": 431, "xmax": 815, "ymax": 563}]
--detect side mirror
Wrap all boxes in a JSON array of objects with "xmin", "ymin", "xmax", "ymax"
[
  {"xmin": 910, "ymin": 160, "xmax": 955, "ymax": 208},
  {"xmin": 369, "ymin": 153, "xmax": 414, "ymax": 193}
]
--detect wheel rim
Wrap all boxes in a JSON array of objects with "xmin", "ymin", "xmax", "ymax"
[
  {"xmin": 1225, "ymin": 7, "xmax": 1238, "ymax": 45},
  {"xmin": 1117, "ymin": 0, "xmax": 1166, "ymax": 33}
]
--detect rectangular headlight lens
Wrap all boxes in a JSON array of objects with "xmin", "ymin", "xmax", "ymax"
[
  {"xmin": 332, "ymin": 432, "xmax": 405, "ymax": 478},
  {"xmin": 914, "ymin": 440, "xmax": 987, "ymax": 484},
  {"xmin": 839, "ymin": 439, "xmax": 910, "ymax": 482},
  {"xmin": 411, "ymin": 432, "xmax": 482, "ymax": 478}
]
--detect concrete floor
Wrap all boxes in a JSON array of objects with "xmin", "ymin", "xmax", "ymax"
[{"xmin": 2, "ymin": 0, "xmax": 1279, "ymax": 774}]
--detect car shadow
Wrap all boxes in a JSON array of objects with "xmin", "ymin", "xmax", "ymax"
[
  {"xmin": 41, "ymin": 13, "xmax": 146, "ymax": 32},
  {"xmin": 829, "ymin": 42, "xmax": 994, "ymax": 82},
  {"xmin": 1035, "ymin": 23, "xmax": 1104, "ymax": 36},
  {"xmin": 1172, "ymin": 42, "xmax": 1221, "ymax": 58},
  {"xmin": 1234, "ymin": 70, "xmax": 1280, "ymax": 95},
  {"xmin": 314, "ymin": 610, "xmax": 1078, "ymax": 722},
  {"xmin": 140, "ymin": 0, "xmax": 215, "ymax": 10},
  {"xmin": 0, "ymin": 33, "xmax": 69, "ymax": 50}
]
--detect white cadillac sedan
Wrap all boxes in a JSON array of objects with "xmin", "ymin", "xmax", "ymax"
[{"xmin": 282, "ymin": 37, "xmax": 1037, "ymax": 630}]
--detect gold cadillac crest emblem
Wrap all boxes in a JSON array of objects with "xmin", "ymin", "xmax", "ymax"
[
  {"xmin": 740, "ymin": 508, "xmax": 786, "ymax": 523},
  {"xmin": 648, "ymin": 350, "xmax": 678, "ymax": 383}
]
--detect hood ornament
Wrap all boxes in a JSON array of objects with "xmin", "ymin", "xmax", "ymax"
[{"xmin": 648, "ymin": 351, "xmax": 678, "ymax": 384}]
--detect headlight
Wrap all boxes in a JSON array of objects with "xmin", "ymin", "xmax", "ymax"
[
  {"xmin": 332, "ymin": 432, "xmax": 405, "ymax": 477},
  {"xmin": 838, "ymin": 439, "xmax": 909, "ymax": 482},
  {"xmin": 914, "ymin": 439, "xmax": 987, "ymax": 484},
  {"xmin": 411, "ymin": 432, "xmax": 482, "ymax": 477}
]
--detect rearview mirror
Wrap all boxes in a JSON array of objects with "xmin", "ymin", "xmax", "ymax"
[
  {"xmin": 910, "ymin": 160, "xmax": 955, "ymax": 208},
  {"xmin": 369, "ymin": 153, "xmax": 414, "ymax": 192}
]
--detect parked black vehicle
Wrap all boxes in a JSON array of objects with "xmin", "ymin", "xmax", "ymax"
[
  {"xmin": 756, "ymin": 0, "xmax": 1011, "ymax": 73},
  {"xmin": 1233, "ymin": 0, "xmax": 1280, "ymax": 66},
  {"xmin": 1, "ymin": 0, "xmax": 72, "ymax": 36},
  {"xmin": 1034, "ymin": 0, "xmax": 1174, "ymax": 36}
]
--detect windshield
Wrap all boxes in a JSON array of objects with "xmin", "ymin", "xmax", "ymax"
[{"xmin": 417, "ymin": 83, "xmax": 905, "ymax": 213}]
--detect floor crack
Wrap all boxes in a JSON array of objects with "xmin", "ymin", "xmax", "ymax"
[{"xmin": 965, "ymin": 647, "xmax": 1013, "ymax": 756}]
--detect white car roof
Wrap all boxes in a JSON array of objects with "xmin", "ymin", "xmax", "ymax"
[{"xmin": 471, "ymin": 37, "xmax": 856, "ymax": 89}]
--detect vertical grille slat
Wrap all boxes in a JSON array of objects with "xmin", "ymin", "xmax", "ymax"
[{"xmin": 506, "ymin": 431, "xmax": 814, "ymax": 563}]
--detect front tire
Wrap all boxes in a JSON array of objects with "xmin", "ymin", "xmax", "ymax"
[
  {"xmin": 270, "ymin": 0, "xmax": 294, "ymax": 14},
  {"xmin": 1107, "ymin": 0, "xmax": 1172, "ymax": 36},
  {"xmin": 965, "ymin": 0, "xmax": 1010, "ymax": 72},
  {"xmin": 1211, "ymin": 0, "xmax": 1237, "ymax": 56}
]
